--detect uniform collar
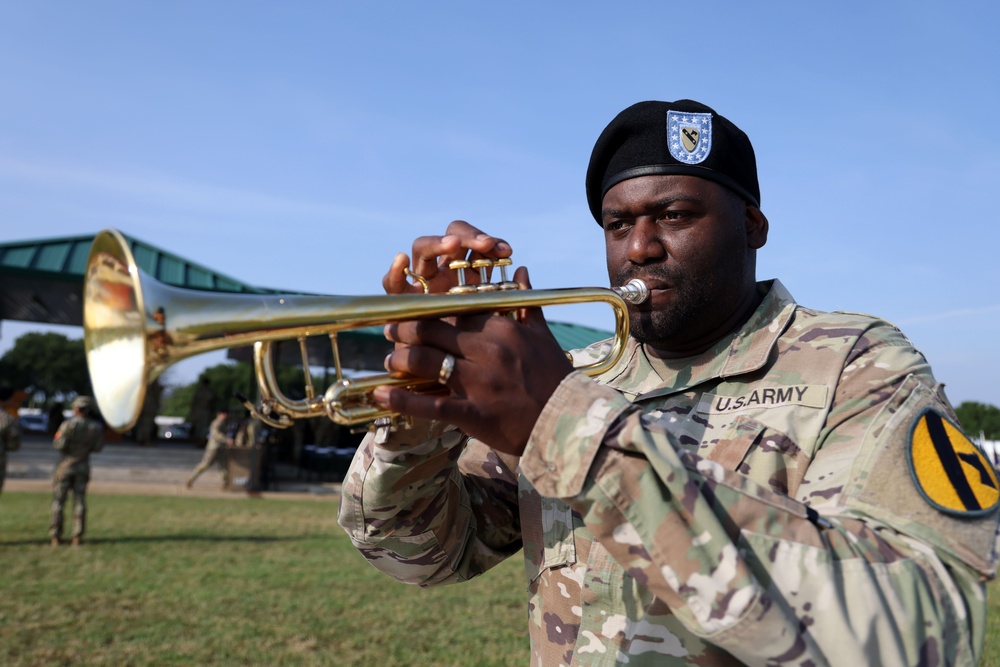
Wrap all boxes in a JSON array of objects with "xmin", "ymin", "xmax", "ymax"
[{"xmin": 597, "ymin": 279, "xmax": 797, "ymax": 400}]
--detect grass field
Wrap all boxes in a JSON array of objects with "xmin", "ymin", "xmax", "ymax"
[
  {"xmin": 3, "ymin": 490, "xmax": 1000, "ymax": 666},
  {"xmin": 0, "ymin": 492, "xmax": 528, "ymax": 666}
]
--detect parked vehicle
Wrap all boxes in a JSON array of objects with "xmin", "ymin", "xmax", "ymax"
[
  {"xmin": 18, "ymin": 413, "xmax": 49, "ymax": 433},
  {"xmin": 158, "ymin": 422, "xmax": 192, "ymax": 441}
]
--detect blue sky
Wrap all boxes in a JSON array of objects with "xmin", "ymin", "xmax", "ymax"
[{"xmin": 1, "ymin": 2, "xmax": 998, "ymax": 408}]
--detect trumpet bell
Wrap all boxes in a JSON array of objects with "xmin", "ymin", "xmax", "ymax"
[{"xmin": 84, "ymin": 229, "xmax": 153, "ymax": 431}]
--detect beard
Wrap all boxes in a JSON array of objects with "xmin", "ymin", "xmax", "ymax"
[{"xmin": 612, "ymin": 263, "xmax": 746, "ymax": 350}]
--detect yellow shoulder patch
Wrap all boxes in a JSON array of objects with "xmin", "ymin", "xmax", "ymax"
[{"xmin": 908, "ymin": 409, "xmax": 1000, "ymax": 516}]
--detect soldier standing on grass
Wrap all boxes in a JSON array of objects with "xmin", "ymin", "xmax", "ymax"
[
  {"xmin": 186, "ymin": 408, "xmax": 232, "ymax": 490},
  {"xmin": 0, "ymin": 386, "xmax": 22, "ymax": 496},
  {"xmin": 50, "ymin": 395, "xmax": 104, "ymax": 547}
]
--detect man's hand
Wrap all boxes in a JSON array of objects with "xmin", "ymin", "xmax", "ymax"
[
  {"xmin": 383, "ymin": 220, "xmax": 513, "ymax": 296},
  {"xmin": 374, "ymin": 266, "xmax": 574, "ymax": 456}
]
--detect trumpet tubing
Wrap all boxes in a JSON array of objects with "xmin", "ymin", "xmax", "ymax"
[{"xmin": 83, "ymin": 228, "xmax": 646, "ymax": 432}]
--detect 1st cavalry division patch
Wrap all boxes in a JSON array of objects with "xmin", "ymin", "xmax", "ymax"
[{"xmin": 908, "ymin": 408, "xmax": 1000, "ymax": 516}]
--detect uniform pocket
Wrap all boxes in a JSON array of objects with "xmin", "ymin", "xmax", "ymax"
[{"xmin": 701, "ymin": 416, "xmax": 807, "ymax": 496}]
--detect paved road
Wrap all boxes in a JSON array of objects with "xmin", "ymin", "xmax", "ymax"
[{"xmin": 4, "ymin": 432, "xmax": 341, "ymax": 501}]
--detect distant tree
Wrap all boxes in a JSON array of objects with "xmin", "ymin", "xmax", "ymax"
[
  {"xmin": 161, "ymin": 362, "xmax": 251, "ymax": 417},
  {"xmin": 161, "ymin": 382, "xmax": 196, "ymax": 418},
  {"xmin": 160, "ymin": 362, "xmax": 309, "ymax": 418},
  {"xmin": 198, "ymin": 363, "xmax": 258, "ymax": 412},
  {"xmin": 0, "ymin": 332, "xmax": 90, "ymax": 405},
  {"xmin": 955, "ymin": 401, "xmax": 1000, "ymax": 440}
]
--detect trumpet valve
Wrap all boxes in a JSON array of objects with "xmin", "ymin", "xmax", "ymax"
[
  {"xmin": 447, "ymin": 257, "xmax": 518, "ymax": 293},
  {"xmin": 494, "ymin": 258, "xmax": 519, "ymax": 291},
  {"xmin": 471, "ymin": 259, "xmax": 499, "ymax": 292},
  {"xmin": 447, "ymin": 260, "xmax": 478, "ymax": 294}
]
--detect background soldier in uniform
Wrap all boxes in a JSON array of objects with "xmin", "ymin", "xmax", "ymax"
[
  {"xmin": 0, "ymin": 386, "xmax": 22, "ymax": 496},
  {"xmin": 338, "ymin": 100, "xmax": 1000, "ymax": 665},
  {"xmin": 50, "ymin": 395, "xmax": 104, "ymax": 547},
  {"xmin": 186, "ymin": 408, "xmax": 232, "ymax": 489}
]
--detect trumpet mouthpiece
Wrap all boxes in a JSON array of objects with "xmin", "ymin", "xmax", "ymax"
[{"xmin": 614, "ymin": 279, "xmax": 649, "ymax": 305}]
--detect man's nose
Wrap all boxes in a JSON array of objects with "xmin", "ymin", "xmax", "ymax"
[{"xmin": 627, "ymin": 219, "xmax": 666, "ymax": 264}]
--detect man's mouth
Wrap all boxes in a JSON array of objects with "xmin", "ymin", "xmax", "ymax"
[{"xmin": 622, "ymin": 281, "xmax": 673, "ymax": 311}]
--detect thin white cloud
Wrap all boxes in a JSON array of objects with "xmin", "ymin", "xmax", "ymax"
[
  {"xmin": 0, "ymin": 156, "xmax": 387, "ymax": 223},
  {"xmin": 898, "ymin": 304, "xmax": 1000, "ymax": 326}
]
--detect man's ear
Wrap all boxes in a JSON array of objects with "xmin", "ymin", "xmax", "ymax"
[{"xmin": 746, "ymin": 205, "xmax": 768, "ymax": 250}]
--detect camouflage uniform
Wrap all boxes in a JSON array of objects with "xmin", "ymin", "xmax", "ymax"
[
  {"xmin": 186, "ymin": 413, "xmax": 230, "ymax": 488},
  {"xmin": 50, "ymin": 412, "xmax": 104, "ymax": 541},
  {"xmin": 338, "ymin": 280, "xmax": 1000, "ymax": 666},
  {"xmin": 0, "ymin": 409, "xmax": 21, "ymax": 494}
]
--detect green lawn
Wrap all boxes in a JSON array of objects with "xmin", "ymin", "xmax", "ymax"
[
  {"xmin": 3, "ymin": 490, "xmax": 1000, "ymax": 666},
  {"xmin": 988, "ymin": 599, "xmax": 1000, "ymax": 667},
  {"xmin": 0, "ymin": 492, "xmax": 528, "ymax": 666}
]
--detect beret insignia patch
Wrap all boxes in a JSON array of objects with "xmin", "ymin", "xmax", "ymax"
[
  {"xmin": 667, "ymin": 110, "xmax": 712, "ymax": 164},
  {"xmin": 907, "ymin": 408, "xmax": 1000, "ymax": 516}
]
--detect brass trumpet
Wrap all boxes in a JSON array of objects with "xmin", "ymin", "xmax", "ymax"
[{"xmin": 83, "ymin": 228, "xmax": 648, "ymax": 432}]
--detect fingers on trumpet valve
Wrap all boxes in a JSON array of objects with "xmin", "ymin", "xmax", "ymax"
[
  {"xmin": 446, "ymin": 257, "xmax": 518, "ymax": 293},
  {"xmin": 397, "ymin": 250, "xmax": 515, "ymax": 295}
]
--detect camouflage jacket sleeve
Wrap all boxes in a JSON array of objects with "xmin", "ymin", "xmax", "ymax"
[
  {"xmin": 337, "ymin": 420, "xmax": 523, "ymax": 586},
  {"xmin": 520, "ymin": 330, "xmax": 995, "ymax": 665},
  {"xmin": 53, "ymin": 420, "xmax": 68, "ymax": 451}
]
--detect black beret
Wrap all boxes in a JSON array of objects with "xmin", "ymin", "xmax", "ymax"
[{"xmin": 586, "ymin": 100, "xmax": 760, "ymax": 224}]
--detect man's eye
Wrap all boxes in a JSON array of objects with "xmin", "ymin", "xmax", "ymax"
[
  {"xmin": 660, "ymin": 210, "xmax": 691, "ymax": 223},
  {"xmin": 604, "ymin": 220, "xmax": 627, "ymax": 231}
]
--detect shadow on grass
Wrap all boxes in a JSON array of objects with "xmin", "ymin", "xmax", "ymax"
[{"xmin": 0, "ymin": 534, "xmax": 311, "ymax": 547}]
